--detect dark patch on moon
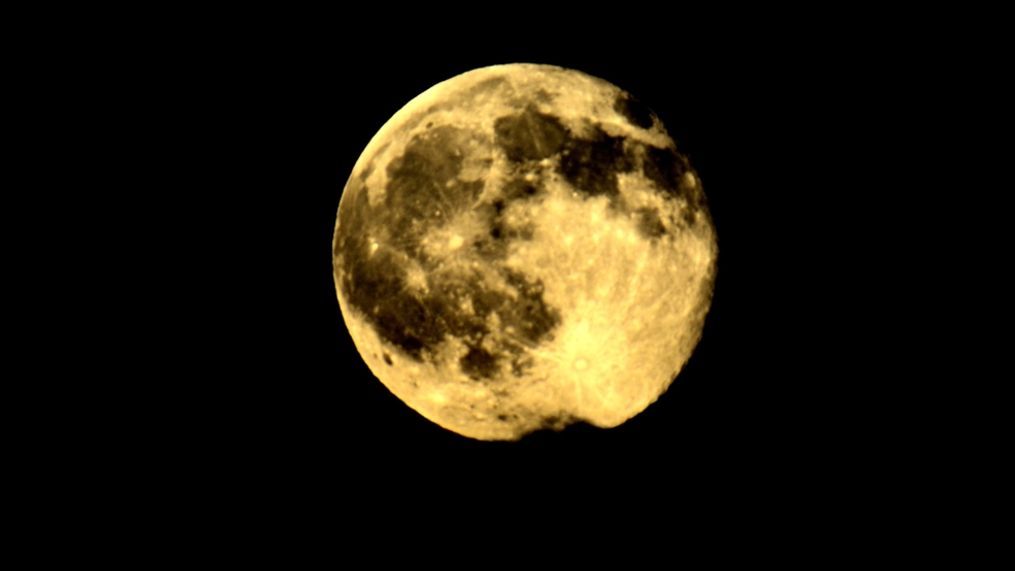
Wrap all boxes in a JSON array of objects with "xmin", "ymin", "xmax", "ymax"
[
  {"xmin": 639, "ymin": 144, "xmax": 705, "ymax": 224},
  {"xmin": 358, "ymin": 143, "xmax": 390, "ymax": 182},
  {"xmin": 459, "ymin": 344, "xmax": 500, "ymax": 380},
  {"xmin": 445, "ymin": 266, "xmax": 559, "ymax": 380},
  {"xmin": 384, "ymin": 125, "xmax": 487, "ymax": 233},
  {"xmin": 471, "ymin": 235, "xmax": 507, "ymax": 260},
  {"xmin": 467, "ymin": 76, "xmax": 509, "ymax": 99},
  {"xmin": 427, "ymin": 274, "xmax": 490, "ymax": 343},
  {"xmin": 470, "ymin": 175, "xmax": 541, "ymax": 260},
  {"xmin": 411, "ymin": 265, "xmax": 557, "ymax": 379},
  {"xmin": 373, "ymin": 291, "xmax": 447, "ymax": 360},
  {"xmin": 337, "ymin": 183, "xmax": 447, "ymax": 360},
  {"xmin": 679, "ymin": 199, "xmax": 701, "ymax": 226},
  {"xmin": 337, "ymin": 118, "xmax": 567, "ymax": 376},
  {"xmin": 470, "ymin": 286, "xmax": 508, "ymax": 318},
  {"xmin": 558, "ymin": 126, "xmax": 635, "ymax": 200},
  {"xmin": 614, "ymin": 93, "xmax": 655, "ymax": 129},
  {"xmin": 488, "ymin": 218, "xmax": 534, "ymax": 243},
  {"xmin": 359, "ymin": 162, "xmax": 374, "ymax": 182},
  {"xmin": 641, "ymin": 145, "xmax": 688, "ymax": 198},
  {"xmin": 341, "ymin": 243, "xmax": 554, "ymax": 370},
  {"xmin": 455, "ymin": 179, "xmax": 486, "ymax": 206},
  {"xmin": 502, "ymin": 177, "xmax": 541, "ymax": 201},
  {"xmin": 635, "ymin": 207, "xmax": 667, "ymax": 238},
  {"xmin": 501, "ymin": 269, "xmax": 560, "ymax": 343},
  {"xmin": 337, "ymin": 181, "xmax": 560, "ymax": 371},
  {"xmin": 494, "ymin": 106, "xmax": 568, "ymax": 162},
  {"xmin": 538, "ymin": 415, "xmax": 569, "ymax": 431},
  {"xmin": 509, "ymin": 353, "xmax": 535, "ymax": 378}
]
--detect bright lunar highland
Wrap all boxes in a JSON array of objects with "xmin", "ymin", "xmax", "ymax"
[{"xmin": 334, "ymin": 63, "xmax": 717, "ymax": 440}]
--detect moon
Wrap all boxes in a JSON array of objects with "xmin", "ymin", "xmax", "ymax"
[{"xmin": 333, "ymin": 63, "xmax": 717, "ymax": 441}]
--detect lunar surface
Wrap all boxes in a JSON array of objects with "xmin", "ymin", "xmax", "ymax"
[{"xmin": 333, "ymin": 63, "xmax": 717, "ymax": 441}]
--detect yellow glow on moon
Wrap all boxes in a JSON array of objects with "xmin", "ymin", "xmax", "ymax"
[{"xmin": 333, "ymin": 63, "xmax": 717, "ymax": 440}]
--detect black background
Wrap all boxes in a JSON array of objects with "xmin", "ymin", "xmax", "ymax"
[
  {"xmin": 40, "ymin": 8, "xmax": 985, "ymax": 551},
  {"xmin": 162, "ymin": 24, "xmax": 873, "ymax": 515}
]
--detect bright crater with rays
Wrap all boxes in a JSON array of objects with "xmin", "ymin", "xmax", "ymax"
[{"xmin": 334, "ymin": 64, "xmax": 717, "ymax": 440}]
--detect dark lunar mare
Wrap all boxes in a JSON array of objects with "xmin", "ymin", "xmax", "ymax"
[
  {"xmin": 613, "ymin": 93, "xmax": 656, "ymax": 129},
  {"xmin": 337, "ymin": 124, "xmax": 561, "ymax": 379},
  {"xmin": 639, "ymin": 145, "xmax": 706, "ymax": 225},
  {"xmin": 558, "ymin": 126, "xmax": 635, "ymax": 201},
  {"xmin": 493, "ymin": 106, "xmax": 639, "ymax": 203},
  {"xmin": 641, "ymin": 145, "xmax": 687, "ymax": 197},
  {"xmin": 491, "ymin": 105, "xmax": 703, "ymax": 232},
  {"xmin": 494, "ymin": 106, "xmax": 568, "ymax": 162},
  {"xmin": 383, "ymin": 126, "xmax": 486, "ymax": 255}
]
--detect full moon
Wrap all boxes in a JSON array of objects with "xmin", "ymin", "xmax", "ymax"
[{"xmin": 333, "ymin": 64, "xmax": 717, "ymax": 441}]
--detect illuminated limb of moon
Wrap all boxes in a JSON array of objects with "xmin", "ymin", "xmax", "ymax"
[{"xmin": 334, "ymin": 64, "xmax": 717, "ymax": 441}]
